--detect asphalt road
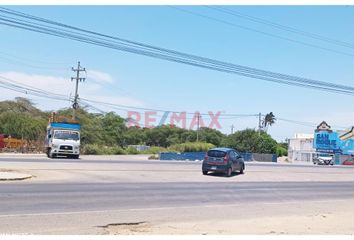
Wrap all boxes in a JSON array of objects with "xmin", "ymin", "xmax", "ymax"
[{"xmin": 1, "ymin": 155, "xmax": 354, "ymax": 234}]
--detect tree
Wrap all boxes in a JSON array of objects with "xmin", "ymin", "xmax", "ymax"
[
  {"xmin": 100, "ymin": 112, "xmax": 127, "ymax": 146},
  {"xmin": 222, "ymin": 129, "xmax": 277, "ymax": 154},
  {"xmin": 124, "ymin": 126, "xmax": 147, "ymax": 145},
  {"xmin": 262, "ymin": 112, "xmax": 276, "ymax": 132},
  {"xmin": 197, "ymin": 127, "xmax": 224, "ymax": 146},
  {"xmin": 0, "ymin": 112, "xmax": 46, "ymax": 140}
]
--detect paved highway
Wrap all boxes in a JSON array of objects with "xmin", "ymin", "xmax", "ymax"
[
  {"xmin": 2, "ymin": 181, "xmax": 354, "ymax": 216},
  {"xmin": 1, "ymin": 155, "xmax": 354, "ymax": 234}
]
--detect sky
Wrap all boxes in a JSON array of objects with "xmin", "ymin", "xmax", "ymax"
[{"xmin": 1, "ymin": 5, "xmax": 354, "ymax": 141}]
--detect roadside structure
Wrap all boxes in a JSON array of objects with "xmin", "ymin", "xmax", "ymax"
[
  {"xmin": 288, "ymin": 133, "xmax": 315, "ymax": 163},
  {"xmin": 288, "ymin": 121, "xmax": 354, "ymax": 164}
]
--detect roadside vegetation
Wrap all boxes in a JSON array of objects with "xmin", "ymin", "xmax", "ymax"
[{"xmin": 0, "ymin": 98, "xmax": 287, "ymax": 156}]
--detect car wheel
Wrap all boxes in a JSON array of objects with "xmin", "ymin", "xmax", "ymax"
[
  {"xmin": 240, "ymin": 164, "xmax": 245, "ymax": 174},
  {"xmin": 225, "ymin": 167, "xmax": 232, "ymax": 177},
  {"xmin": 202, "ymin": 171, "xmax": 208, "ymax": 175}
]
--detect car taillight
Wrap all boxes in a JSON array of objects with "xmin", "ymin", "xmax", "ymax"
[
  {"xmin": 223, "ymin": 155, "xmax": 229, "ymax": 163},
  {"xmin": 204, "ymin": 154, "xmax": 209, "ymax": 160}
]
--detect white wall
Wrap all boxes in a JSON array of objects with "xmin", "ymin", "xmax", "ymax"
[{"xmin": 288, "ymin": 135, "xmax": 315, "ymax": 162}]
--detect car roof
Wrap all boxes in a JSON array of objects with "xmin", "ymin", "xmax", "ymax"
[{"xmin": 208, "ymin": 147, "xmax": 234, "ymax": 152}]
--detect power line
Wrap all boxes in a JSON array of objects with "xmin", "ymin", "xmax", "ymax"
[
  {"xmin": 0, "ymin": 76, "xmax": 70, "ymax": 102},
  {"xmin": 276, "ymin": 117, "xmax": 347, "ymax": 130},
  {"xmin": 0, "ymin": 8, "xmax": 352, "ymax": 96},
  {"xmin": 0, "ymin": 74, "xmax": 258, "ymax": 117},
  {"xmin": 1, "ymin": 7, "xmax": 354, "ymax": 97},
  {"xmin": 206, "ymin": 6, "xmax": 354, "ymax": 50},
  {"xmin": 169, "ymin": 6, "xmax": 354, "ymax": 59},
  {"xmin": 0, "ymin": 18, "xmax": 352, "ymax": 97},
  {"xmin": 1, "ymin": 74, "xmax": 348, "ymax": 131}
]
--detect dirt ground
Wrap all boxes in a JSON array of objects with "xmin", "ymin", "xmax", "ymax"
[{"xmin": 101, "ymin": 200, "xmax": 354, "ymax": 235}]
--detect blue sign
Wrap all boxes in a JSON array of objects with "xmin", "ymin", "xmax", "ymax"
[
  {"xmin": 314, "ymin": 132, "xmax": 340, "ymax": 153},
  {"xmin": 341, "ymin": 139, "xmax": 354, "ymax": 155},
  {"xmin": 314, "ymin": 131, "xmax": 354, "ymax": 154}
]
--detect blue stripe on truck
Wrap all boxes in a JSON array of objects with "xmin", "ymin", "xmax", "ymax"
[{"xmin": 50, "ymin": 122, "xmax": 81, "ymax": 130}]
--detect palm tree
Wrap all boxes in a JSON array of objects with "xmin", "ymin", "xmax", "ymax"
[{"xmin": 262, "ymin": 112, "xmax": 276, "ymax": 132}]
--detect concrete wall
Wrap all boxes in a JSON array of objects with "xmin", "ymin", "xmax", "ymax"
[
  {"xmin": 159, "ymin": 152, "xmax": 277, "ymax": 162},
  {"xmin": 252, "ymin": 153, "xmax": 277, "ymax": 162},
  {"xmin": 159, "ymin": 152, "xmax": 205, "ymax": 161}
]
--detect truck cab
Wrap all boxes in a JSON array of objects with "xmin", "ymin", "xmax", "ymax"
[{"xmin": 45, "ymin": 114, "xmax": 81, "ymax": 159}]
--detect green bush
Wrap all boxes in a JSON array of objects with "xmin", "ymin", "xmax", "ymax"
[
  {"xmin": 276, "ymin": 145, "xmax": 288, "ymax": 157},
  {"xmin": 110, "ymin": 146, "xmax": 126, "ymax": 155},
  {"xmin": 169, "ymin": 142, "xmax": 215, "ymax": 152},
  {"xmin": 141, "ymin": 146, "xmax": 167, "ymax": 154},
  {"xmin": 82, "ymin": 144, "xmax": 126, "ymax": 155},
  {"xmin": 125, "ymin": 146, "xmax": 139, "ymax": 155},
  {"xmin": 82, "ymin": 144, "xmax": 102, "ymax": 155}
]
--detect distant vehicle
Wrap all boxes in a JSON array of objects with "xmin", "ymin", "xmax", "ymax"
[
  {"xmin": 45, "ymin": 113, "xmax": 81, "ymax": 159},
  {"xmin": 343, "ymin": 156, "xmax": 354, "ymax": 165},
  {"xmin": 202, "ymin": 148, "xmax": 245, "ymax": 177},
  {"xmin": 313, "ymin": 154, "xmax": 334, "ymax": 165}
]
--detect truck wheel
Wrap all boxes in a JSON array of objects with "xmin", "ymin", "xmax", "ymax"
[
  {"xmin": 73, "ymin": 155, "xmax": 79, "ymax": 159},
  {"xmin": 46, "ymin": 148, "xmax": 51, "ymax": 158}
]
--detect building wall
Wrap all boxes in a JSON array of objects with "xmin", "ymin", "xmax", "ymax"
[{"xmin": 288, "ymin": 136, "xmax": 316, "ymax": 163}]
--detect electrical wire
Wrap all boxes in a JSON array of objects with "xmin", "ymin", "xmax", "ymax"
[
  {"xmin": 170, "ymin": 6, "xmax": 354, "ymax": 59},
  {"xmin": 207, "ymin": 6, "xmax": 354, "ymax": 50},
  {"xmin": 0, "ymin": 7, "xmax": 354, "ymax": 96}
]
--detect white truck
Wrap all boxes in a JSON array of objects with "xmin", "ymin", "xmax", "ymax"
[{"xmin": 45, "ymin": 113, "xmax": 81, "ymax": 159}]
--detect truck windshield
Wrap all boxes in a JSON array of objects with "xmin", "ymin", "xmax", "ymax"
[{"xmin": 54, "ymin": 131, "xmax": 79, "ymax": 141}]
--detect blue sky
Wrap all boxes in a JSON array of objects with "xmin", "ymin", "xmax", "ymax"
[{"xmin": 1, "ymin": 5, "xmax": 354, "ymax": 141}]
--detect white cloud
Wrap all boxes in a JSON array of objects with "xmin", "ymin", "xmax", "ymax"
[
  {"xmin": 0, "ymin": 71, "xmax": 144, "ymax": 113},
  {"xmin": 86, "ymin": 70, "xmax": 114, "ymax": 84},
  {"xmin": 1, "ymin": 71, "xmax": 72, "ymax": 96}
]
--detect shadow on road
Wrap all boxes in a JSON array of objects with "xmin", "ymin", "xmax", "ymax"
[{"xmin": 204, "ymin": 172, "xmax": 244, "ymax": 178}]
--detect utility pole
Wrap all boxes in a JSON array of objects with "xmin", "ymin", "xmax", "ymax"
[
  {"xmin": 258, "ymin": 112, "xmax": 262, "ymax": 133},
  {"xmin": 231, "ymin": 124, "xmax": 234, "ymax": 134},
  {"xmin": 71, "ymin": 61, "xmax": 86, "ymax": 120}
]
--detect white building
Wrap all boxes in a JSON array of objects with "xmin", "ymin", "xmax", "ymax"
[{"xmin": 288, "ymin": 133, "xmax": 316, "ymax": 163}]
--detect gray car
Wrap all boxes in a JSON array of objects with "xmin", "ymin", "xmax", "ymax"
[{"xmin": 202, "ymin": 148, "xmax": 245, "ymax": 177}]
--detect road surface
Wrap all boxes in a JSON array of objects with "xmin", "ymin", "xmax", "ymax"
[{"xmin": 1, "ymin": 155, "xmax": 354, "ymax": 234}]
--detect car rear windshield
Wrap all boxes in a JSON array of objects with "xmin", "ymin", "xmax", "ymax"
[{"xmin": 207, "ymin": 150, "xmax": 227, "ymax": 158}]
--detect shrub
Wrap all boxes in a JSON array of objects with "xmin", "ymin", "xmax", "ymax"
[
  {"xmin": 110, "ymin": 146, "xmax": 126, "ymax": 155},
  {"xmin": 169, "ymin": 142, "xmax": 215, "ymax": 152},
  {"xmin": 82, "ymin": 144, "xmax": 126, "ymax": 155},
  {"xmin": 125, "ymin": 146, "xmax": 139, "ymax": 155},
  {"xmin": 82, "ymin": 144, "xmax": 102, "ymax": 155},
  {"xmin": 276, "ymin": 145, "xmax": 288, "ymax": 157},
  {"xmin": 148, "ymin": 154, "xmax": 159, "ymax": 160},
  {"xmin": 141, "ymin": 146, "xmax": 167, "ymax": 154}
]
